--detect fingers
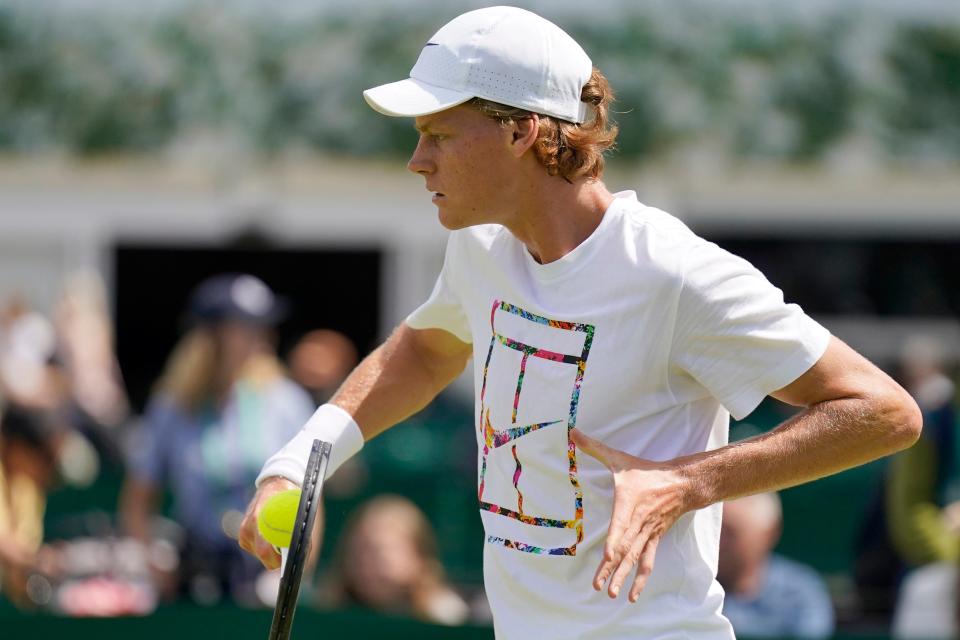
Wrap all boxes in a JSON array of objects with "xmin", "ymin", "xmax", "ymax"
[
  {"xmin": 593, "ymin": 536, "xmax": 624, "ymax": 593},
  {"xmin": 590, "ymin": 484, "xmax": 664, "ymax": 602},
  {"xmin": 570, "ymin": 428, "xmax": 622, "ymax": 471},
  {"xmin": 628, "ymin": 536, "xmax": 660, "ymax": 603},
  {"xmin": 605, "ymin": 521, "xmax": 653, "ymax": 598},
  {"xmin": 257, "ymin": 538, "xmax": 282, "ymax": 571},
  {"xmin": 572, "ymin": 430, "xmax": 674, "ymax": 603},
  {"xmin": 239, "ymin": 511, "xmax": 281, "ymax": 569},
  {"xmin": 592, "ymin": 489, "xmax": 641, "ymax": 591},
  {"xmin": 237, "ymin": 477, "xmax": 295, "ymax": 570},
  {"xmin": 596, "ymin": 526, "xmax": 662, "ymax": 603}
]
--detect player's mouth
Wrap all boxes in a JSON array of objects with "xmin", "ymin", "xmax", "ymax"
[{"xmin": 432, "ymin": 192, "xmax": 446, "ymax": 203}]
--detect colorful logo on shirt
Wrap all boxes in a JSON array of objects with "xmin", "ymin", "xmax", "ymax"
[{"xmin": 478, "ymin": 300, "xmax": 594, "ymax": 556}]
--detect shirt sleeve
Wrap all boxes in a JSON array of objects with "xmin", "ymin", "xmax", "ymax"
[
  {"xmin": 405, "ymin": 232, "xmax": 472, "ymax": 344},
  {"xmin": 670, "ymin": 239, "xmax": 831, "ymax": 420}
]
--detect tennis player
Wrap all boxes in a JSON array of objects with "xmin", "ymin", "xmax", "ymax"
[{"xmin": 239, "ymin": 7, "xmax": 921, "ymax": 638}]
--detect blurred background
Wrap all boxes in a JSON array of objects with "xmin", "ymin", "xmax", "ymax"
[{"xmin": 0, "ymin": 0, "xmax": 958, "ymax": 638}]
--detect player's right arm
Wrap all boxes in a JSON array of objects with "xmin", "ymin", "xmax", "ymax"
[
  {"xmin": 328, "ymin": 324, "xmax": 472, "ymax": 441},
  {"xmin": 238, "ymin": 323, "xmax": 471, "ymax": 568}
]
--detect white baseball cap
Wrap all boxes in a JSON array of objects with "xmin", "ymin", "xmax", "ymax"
[{"xmin": 363, "ymin": 6, "xmax": 593, "ymax": 124}]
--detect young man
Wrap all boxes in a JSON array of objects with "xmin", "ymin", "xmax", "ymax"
[{"xmin": 239, "ymin": 7, "xmax": 921, "ymax": 638}]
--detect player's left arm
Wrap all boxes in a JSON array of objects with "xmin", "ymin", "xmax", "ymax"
[{"xmin": 572, "ymin": 336, "xmax": 922, "ymax": 602}]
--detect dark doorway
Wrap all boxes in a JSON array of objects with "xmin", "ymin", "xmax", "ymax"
[
  {"xmin": 114, "ymin": 243, "xmax": 382, "ymax": 412},
  {"xmin": 706, "ymin": 236, "xmax": 960, "ymax": 317}
]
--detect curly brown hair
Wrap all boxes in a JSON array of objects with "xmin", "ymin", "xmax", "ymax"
[{"xmin": 471, "ymin": 67, "xmax": 618, "ymax": 183}]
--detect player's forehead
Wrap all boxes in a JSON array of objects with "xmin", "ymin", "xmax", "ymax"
[{"xmin": 413, "ymin": 103, "xmax": 481, "ymax": 132}]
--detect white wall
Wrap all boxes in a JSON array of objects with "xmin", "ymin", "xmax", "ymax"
[{"xmin": 0, "ymin": 158, "xmax": 957, "ymax": 362}]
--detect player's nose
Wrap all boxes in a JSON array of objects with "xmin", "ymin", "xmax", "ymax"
[{"xmin": 407, "ymin": 136, "xmax": 435, "ymax": 175}]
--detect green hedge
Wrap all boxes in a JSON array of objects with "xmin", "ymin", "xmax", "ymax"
[
  {"xmin": 0, "ymin": 603, "xmax": 495, "ymax": 640},
  {"xmin": 0, "ymin": 602, "xmax": 894, "ymax": 640},
  {"xmin": 0, "ymin": 1, "xmax": 957, "ymax": 165}
]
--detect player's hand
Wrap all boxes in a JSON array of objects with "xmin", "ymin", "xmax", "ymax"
[
  {"xmin": 570, "ymin": 428, "xmax": 693, "ymax": 603},
  {"xmin": 238, "ymin": 476, "xmax": 298, "ymax": 570}
]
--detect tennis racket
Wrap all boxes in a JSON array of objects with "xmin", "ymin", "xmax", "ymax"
[{"xmin": 268, "ymin": 439, "xmax": 332, "ymax": 640}]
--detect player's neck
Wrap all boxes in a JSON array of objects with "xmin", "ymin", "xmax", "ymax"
[{"xmin": 505, "ymin": 177, "xmax": 614, "ymax": 265}]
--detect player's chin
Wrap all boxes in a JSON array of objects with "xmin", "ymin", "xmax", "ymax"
[{"xmin": 436, "ymin": 205, "xmax": 467, "ymax": 231}]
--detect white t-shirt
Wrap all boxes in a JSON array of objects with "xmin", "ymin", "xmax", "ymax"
[{"xmin": 406, "ymin": 190, "xmax": 831, "ymax": 639}]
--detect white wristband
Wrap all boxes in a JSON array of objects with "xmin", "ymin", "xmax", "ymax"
[{"xmin": 255, "ymin": 403, "xmax": 364, "ymax": 487}]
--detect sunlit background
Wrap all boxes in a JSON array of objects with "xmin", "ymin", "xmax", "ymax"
[{"xmin": 0, "ymin": 0, "xmax": 958, "ymax": 638}]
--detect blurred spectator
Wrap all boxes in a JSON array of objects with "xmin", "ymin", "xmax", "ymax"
[
  {"xmin": 320, "ymin": 494, "xmax": 469, "ymax": 626},
  {"xmin": 54, "ymin": 271, "xmax": 130, "ymax": 462},
  {"xmin": 0, "ymin": 299, "xmax": 65, "ymax": 412},
  {"xmin": 287, "ymin": 329, "xmax": 358, "ymax": 404},
  {"xmin": 719, "ymin": 492, "xmax": 835, "ymax": 640},
  {"xmin": 891, "ymin": 561, "xmax": 957, "ymax": 640},
  {"xmin": 884, "ymin": 337, "xmax": 959, "ymax": 639},
  {"xmin": 119, "ymin": 273, "xmax": 314, "ymax": 607},
  {"xmin": 0, "ymin": 405, "xmax": 60, "ymax": 606},
  {"xmin": 854, "ymin": 336, "xmax": 959, "ymax": 620},
  {"xmin": 888, "ymin": 336, "xmax": 959, "ymax": 566},
  {"xmin": 0, "ymin": 289, "xmax": 111, "ymax": 489}
]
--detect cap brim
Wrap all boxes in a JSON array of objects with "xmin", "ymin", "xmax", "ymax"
[{"xmin": 363, "ymin": 77, "xmax": 473, "ymax": 118}]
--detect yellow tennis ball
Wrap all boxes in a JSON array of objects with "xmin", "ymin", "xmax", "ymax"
[{"xmin": 257, "ymin": 488, "xmax": 301, "ymax": 548}]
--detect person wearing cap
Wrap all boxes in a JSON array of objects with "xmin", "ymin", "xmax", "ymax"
[
  {"xmin": 240, "ymin": 7, "xmax": 921, "ymax": 638},
  {"xmin": 121, "ymin": 274, "xmax": 314, "ymax": 606}
]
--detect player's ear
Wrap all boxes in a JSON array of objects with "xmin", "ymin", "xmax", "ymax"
[{"xmin": 509, "ymin": 114, "xmax": 539, "ymax": 158}]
